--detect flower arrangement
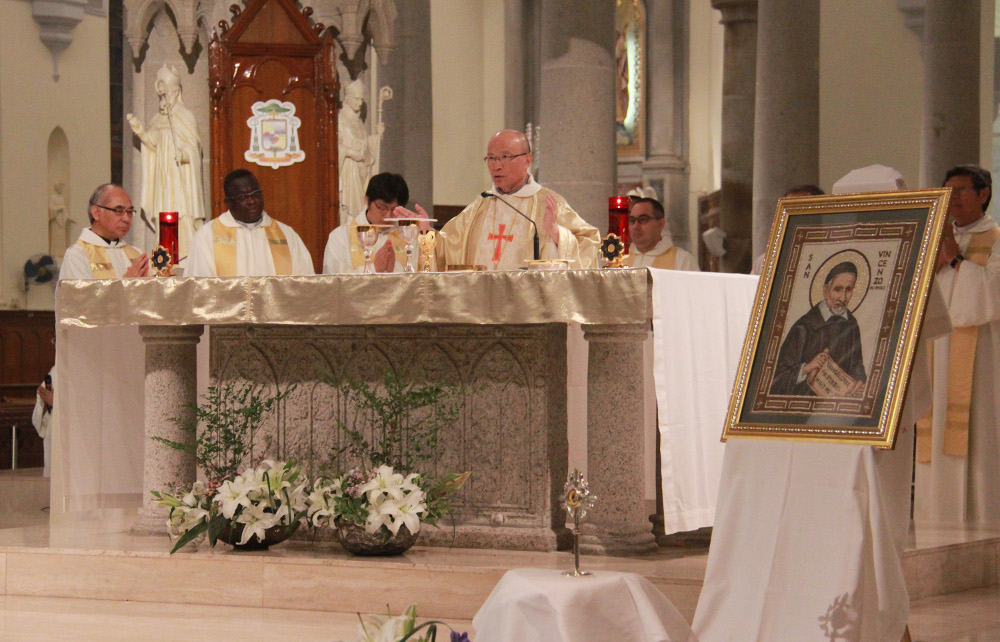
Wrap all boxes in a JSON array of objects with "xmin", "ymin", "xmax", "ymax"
[
  {"xmin": 311, "ymin": 370, "xmax": 470, "ymax": 551},
  {"xmin": 151, "ymin": 382, "xmax": 308, "ymax": 553},
  {"xmin": 152, "ymin": 459, "xmax": 308, "ymax": 553},
  {"xmin": 351, "ymin": 604, "xmax": 469, "ymax": 642}
]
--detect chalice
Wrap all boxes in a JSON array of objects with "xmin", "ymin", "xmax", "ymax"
[
  {"xmin": 385, "ymin": 217, "xmax": 436, "ymax": 273},
  {"xmin": 355, "ymin": 225, "xmax": 389, "ymax": 274}
]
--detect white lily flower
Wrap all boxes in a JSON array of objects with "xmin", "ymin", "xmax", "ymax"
[
  {"xmin": 215, "ymin": 474, "xmax": 257, "ymax": 519},
  {"xmin": 236, "ymin": 501, "xmax": 278, "ymax": 545},
  {"xmin": 360, "ymin": 465, "xmax": 407, "ymax": 504},
  {"xmin": 354, "ymin": 605, "xmax": 418, "ymax": 642}
]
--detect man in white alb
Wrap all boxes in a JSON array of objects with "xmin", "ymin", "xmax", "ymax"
[
  {"xmin": 621, "ymin": 197, "xmax": 699, "ymax": 271},
  {"xmin": 39, "ymin": 183, "xmax": 150, "ymax": 474},
  {"xmin": 185, "ymin": 169, "xmax": 314, "ymax": 276},
  {"xmin": 61, "ymin": 183, "xmax": 150, "ymax": 279},
  {"xmin": 918, "ymin": 164, "xmax": 1000, "ymax": 525},
  {"xmin": 324, "ymin": 172, "xmax": 432, "ymax": 274},
  {"xmin": 440, "ymin": 130, "xmax": 600, "ymax": 269}
]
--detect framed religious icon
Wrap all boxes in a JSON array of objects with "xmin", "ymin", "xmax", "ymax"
[{"xmin": 722, "ymin": 189, "xmax": 951, "ymax": 448}]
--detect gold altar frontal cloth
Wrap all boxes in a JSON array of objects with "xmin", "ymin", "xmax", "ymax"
[{"xmin": 56, "ymin": 269, "xmax": 652, "ymax": 328}]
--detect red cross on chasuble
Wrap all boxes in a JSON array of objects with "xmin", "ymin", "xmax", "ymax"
[{"xmin": 488, "ymin": 223, "xmax": 515, "ymax": 262}]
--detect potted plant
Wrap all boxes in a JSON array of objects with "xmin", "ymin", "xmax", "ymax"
[
  {"xmin": 151, "ymin": 381, "xmax": 309, "ymax": 552},
  {"xmin": 308, "ymin": 370, "xmax": 470, "ymax": 555}
]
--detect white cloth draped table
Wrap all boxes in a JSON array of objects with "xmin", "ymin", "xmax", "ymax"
[{"xmin": 472, "ymin": 568, "xmax": 697, "ymax": 642}]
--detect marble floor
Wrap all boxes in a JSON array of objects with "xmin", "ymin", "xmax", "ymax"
[
  {"xmin": 908, "ymin": 586, "xmax": 1000, "ymax": 642},
  {"xmin": 2, "ymin": 469, "xmax": 998, "ymax": 640},
  {"xmin": 0, "ymin": 596, "xmax": 475, "ymax": 641},
  {"xmin": 0, "ymin": 587, "xmax": 994, "ymax": 640}
]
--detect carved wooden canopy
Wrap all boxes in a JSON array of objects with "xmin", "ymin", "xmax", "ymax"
[{"xmin": 209, "ymin": 0, "xmax": 339, "ymax": 272}]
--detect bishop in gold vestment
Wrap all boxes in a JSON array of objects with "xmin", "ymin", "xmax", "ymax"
[{"xmin": 441, "ymin": 130, "xmax": 600, "ymax": 270}]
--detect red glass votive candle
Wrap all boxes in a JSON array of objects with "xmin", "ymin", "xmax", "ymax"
[
  {"xmin": 608, "ymin": 196, "xmax": 630, "ymax": 248},
  {"xmin": 159, "ymin": 211, "xmax": 179, "ymax": 264}
]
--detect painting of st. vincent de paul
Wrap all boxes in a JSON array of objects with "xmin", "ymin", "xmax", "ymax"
[{"xmin": 740, "ymin": 211, "xmax": 929, "ymax": 431}]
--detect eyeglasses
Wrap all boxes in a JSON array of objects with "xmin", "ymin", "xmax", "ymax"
[
  {"xmin": 483, "ymin": 153, "xmax": 528, "ymax": 164},
  {"xmin": 370, "ymin": 200, "xmax": 397, "ymax": 213},
  {"xmin": 950, "ymin": 186, "xmax": 981, "ymax": 195},
  {"xmin": 94, "ymin": 204, "xmax": 136, "ymax": 216},
  {"xmin": 227, "ymin": 189, "xmax": 263, "ymax": 203},
  {"xmin": 628, "ymin": 215, "xmax": 660, "ymax": 225}
]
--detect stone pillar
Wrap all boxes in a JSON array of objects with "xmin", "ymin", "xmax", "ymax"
[
  {"xmin": 712, "ymin": 0, "xmax": 758, "ymax": 273},
  {"xmin": 751, "ymin": 0, "xmax": 819, "ymax": 261},
  {"xmin": 919, "ymin": 0, "xmax": 980, "ymax": 188},
  {"xmin": 379, "ymin": 0, "xmax": 434, "ymax": 210},
  {"xmin": 580, "ymin": 322, "xmax": 657, "ymax": 555},
  {"xmin": 539, "ymin": 0, "xmax": 616, "ymax": 232},
  {"xmin": 131, "ymin": 325, "xmax": 204, "ymax": 535}
]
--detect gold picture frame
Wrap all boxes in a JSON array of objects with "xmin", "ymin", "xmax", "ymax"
[{"xmin": 722, "ymin": 189, "xmax": 951, "ymax": 448}]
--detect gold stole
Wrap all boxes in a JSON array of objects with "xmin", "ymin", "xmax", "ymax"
[
  {"xmin": 76, "ymin": 240, "xmax": 140, "ymax": 278},
  {"xmin": 916, "ymin": 226, "xmax": 1000, "ymax": 462},
  {"xmin": 622, "ymin": 246, "xmax": 678, "ymax": 270},
  {"xmin": 348, "ymin": 227, "xmax": 409, "ymax": 270},
  {"xmin": 211, "ymin": 218, "xmax": 293, "ymax": 276}
]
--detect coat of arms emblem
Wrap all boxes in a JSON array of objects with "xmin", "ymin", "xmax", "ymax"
[{"xmin": 245, "ymin": 100, "xmax": 305, "ymax": 168}]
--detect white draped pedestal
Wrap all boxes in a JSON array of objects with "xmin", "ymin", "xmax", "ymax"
[
  {"xmin": 472, "ymin": 568, "xmax": 697, "ymax": 642},
  {"xmin": 688, "ymin": 277, "xmax": 950, "ymax": 640}
]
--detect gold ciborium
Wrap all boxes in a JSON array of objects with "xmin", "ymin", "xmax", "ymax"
[{"xmin": 417, "ymin": 229, "xmax": 437, "ymax": 272}]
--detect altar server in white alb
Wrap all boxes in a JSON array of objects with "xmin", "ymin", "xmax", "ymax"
[
  {"xmin": 920, "ymin": 164, "xmax": 1000, "ymax": 524},
  {"xmin": 441, "ymin": 129, "xmax": 600, "ymax": 270},
  {"xmin": 323, "ymin": 172, "xmax": 432, "ymax": 274},
  {"xmin": 621, "ymin": 197, "xmax": 699, "ymax": 271},
  {"xmin": 60, "ymin": 183, "xmax": 150, "ymax": 279},
  {"xmin": 185, "ymin": 169, "xmax": 314, "ymax": 276}
]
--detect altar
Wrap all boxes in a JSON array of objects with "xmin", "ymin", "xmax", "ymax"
[{"xmin": 53, "ymin": 269, "xmax": 667, "ymax": 554}]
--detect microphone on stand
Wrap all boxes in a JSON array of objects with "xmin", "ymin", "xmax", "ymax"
[{"xmin": 480, "ymin": 191, "xmax": 540, "ymax": 261}]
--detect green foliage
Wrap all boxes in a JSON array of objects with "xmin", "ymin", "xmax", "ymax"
[
  {"xmin": 152, "ymin": 381, "xmax": 293, "ymax": 484},
  {"xmin": 329, "ymin": 370, "xmax": 461, "ymax": 475}
]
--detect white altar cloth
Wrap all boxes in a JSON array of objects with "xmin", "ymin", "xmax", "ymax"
[
  {"xmin": 649, "ymin": 269, "xmax": 758, "ymax": 533},
  {"xmin": 472, "ymin": 568, "xmax": 697, "ymax": 642}
]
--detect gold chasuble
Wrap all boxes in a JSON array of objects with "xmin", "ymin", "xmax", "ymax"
[
  {"xmin": 76, "ymin": 240, "xmax": 141, "ymax": 278},
  {"xmin": 622, "ymin": 246, "xmax": 679, "ymax": 270},
  {"xmin": 916, "ymin": 225, "xmax": 1000, "ymax": 463},
  {"xmin": 441, "ymin": 177, "xmax": 600, "ymax": 270},
  {"xmin": 211, "ymin": 218, "xmax": 293, "ymax": 276},
  {"xmin": 348, "ymin": 227, "xmax": 409, "ymax": 270}
]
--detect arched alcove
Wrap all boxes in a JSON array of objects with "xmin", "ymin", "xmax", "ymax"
[{"xmin": 46, "ymin": 127, "xmax": 73, "ymax": 258}]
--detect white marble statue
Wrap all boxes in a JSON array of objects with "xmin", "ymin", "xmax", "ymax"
[
  {"xmin": 338, "ymin": 79, "xmax": 385, "ymax": 219},
  {"xmin": 126, "ymin": 64, "xmax": 206, "ymax": 258},
  {"xmin": 48, "ymin": 181, "xmax": 76, "ymax": 257}
]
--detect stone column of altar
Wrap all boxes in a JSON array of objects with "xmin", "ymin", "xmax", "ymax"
[
  {"xmin": 751, "ymin": 0, "xmax": 819, "ymax": 261},
  {"xmin": 919, "ymin": 0, "xmax": 980, "ymax": 187},
  {"xmin": 580, "ymin": 322, "xmax": 657, "ymax": 555},
  {"xmin": 131, "ymin": 325, "xmax": 204, "ymax": 535},
  {"xmin": 538, "ymin": 0, "xmax": 615, "ymax": 232},
  {"xmin": 712, "ymin": 0, "xmax": 757, "ymax": 273}
]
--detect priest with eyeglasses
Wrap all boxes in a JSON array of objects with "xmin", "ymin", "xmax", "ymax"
[
  {"xmin": 437, "ymin": 129, "xmax": 600, "ymax": 270},
  {"xmin": 60, "ymin": 183, "xmax": 150, "ymax": 279}
]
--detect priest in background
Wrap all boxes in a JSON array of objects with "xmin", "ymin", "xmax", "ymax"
[
  {"xmin": 323, "ymin": 172, "xmax": 432, "ymax": 273},
  {"xmin": 440, "ymin": 129, "xmax": 600, "ymax": 269},
  {"xmin": 621, "ymin": 197, "xmax": 699, "ymax": 270},
  {"xmin": 925, "ymin": 164, "xmax": 1000, "ymax": 524},
  {"xmin": 60, "ymin": 183, "xmax": 150, "ymax": 279},
  {"xmin": 186, "ymin": 169, "xmax": 314, "ymax": 276}
]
